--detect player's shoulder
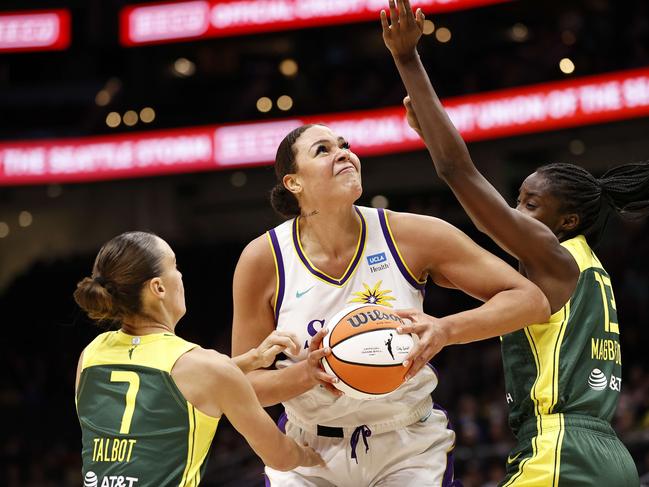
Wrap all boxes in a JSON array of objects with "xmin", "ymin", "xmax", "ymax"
[
  {"xmin": 234, "ymin": 233, "xmax": 278, "ymax": 288},
  {"xmin": 174, "ymin": 347, "xmax": 239, "ymax": 384},
  {"xmin": 385, "ymin": 209, "xmax": 461, "ymax": 242},
  {"xmin": 238, "ymin": 233, "xmax": 275, "ymax": 267}
]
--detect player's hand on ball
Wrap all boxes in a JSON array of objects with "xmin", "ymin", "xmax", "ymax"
[
  {"xmin": 394, "ymin": 308, "xmax": 449, "ymax": 380},
  {"xmin": 299, "ymin": 443, "xmax": 326, "ymax": 468},
  {"xmin": 307, "ymin": 328, "xmax": 343, "ymax": 397},
  {"xmin": 381, "ymin": 0, "xmax": 425, "ymax": 62},
  {"xmin": 255, "ymin": 330, "xmax": 301, "ymax": 369},
  {"xmin": 403, "ymin": 95, "xmax": 423, "ymax": 137}
]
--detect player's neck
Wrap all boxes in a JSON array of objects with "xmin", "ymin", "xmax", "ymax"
[
  {"xmin": 298, "ymin": 205, "xmax": 360, "ymax": 258},
  {"xmin": 121, "ymin": 313, "xmax": 175, "ymax": 336}
]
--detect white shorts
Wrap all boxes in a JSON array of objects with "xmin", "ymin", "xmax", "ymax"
[{"xmin": 265, "ymin": 405, "xmax": 458, "ymax": 487}]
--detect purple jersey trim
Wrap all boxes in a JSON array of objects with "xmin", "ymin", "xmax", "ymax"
[
  {"xmin": 268, "ymin": 228, "xmax": 285, "ymax": 322},
  {"xmin": 432, "ymin": 401, "xmax": 462, "ymax": 487},
  {"xmin": 376, "ymin": 208, "xmax": 426, "ymax": 292},
  {"xmin": 292, "ymin": 206, "xmax": 366, "ymax": 286}
]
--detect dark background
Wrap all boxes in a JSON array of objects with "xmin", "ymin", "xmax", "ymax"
[{"xmin": 1, "ymin": 0, "xmax": 648, "ymax": 485}]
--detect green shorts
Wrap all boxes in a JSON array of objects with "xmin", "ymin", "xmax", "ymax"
[{"xmin": 499, "ymin": 413, "xmax": 639, "ymax": 487}]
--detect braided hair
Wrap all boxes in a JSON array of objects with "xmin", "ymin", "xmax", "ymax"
[{"xmin": 537, "ymin": 161, "xmax": 649, "ymax": 245}]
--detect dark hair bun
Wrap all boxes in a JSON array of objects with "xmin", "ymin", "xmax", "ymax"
[
  {"xmin": 73, "ymin": 277, "xmax": 117, "ymax": 322},
  {"xmin": 270, "ymin": 183, "xmax": 301, "ymax": 219}
]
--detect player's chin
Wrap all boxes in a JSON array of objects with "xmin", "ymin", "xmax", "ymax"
[
  {"xmin": 332, "ymin": 180, "xmax": 363, "ymax": 204},
  {"xmin": 345, "ymin": 177, "xmax": 363, "ymax": 198}
]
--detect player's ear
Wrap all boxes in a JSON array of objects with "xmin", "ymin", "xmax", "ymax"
[
  {"xmin": 148, "ymin": 277, "xmax": 165, "ymax": 298},
  {"xmin": 561, "ymin": 213, "xmax": 579, "ymax": 233},
  {"xmin": 283, "ymin": 174, "xmax": 302, "ymax": 195}
]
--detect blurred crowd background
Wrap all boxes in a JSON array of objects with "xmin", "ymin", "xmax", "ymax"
[{"xmin": 1, "ymin": 0, "xmax": 648, "ymax": 485}]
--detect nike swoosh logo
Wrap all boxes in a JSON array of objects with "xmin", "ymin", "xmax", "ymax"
[
  {"xmin": 296, "ymin": 286, "xmax": 315, "ymax": 298},
  {"xmin": 507, "ymin": 452, "xmax": 522, "ymax": 464}
]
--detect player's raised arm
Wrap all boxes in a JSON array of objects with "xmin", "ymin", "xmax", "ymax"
[
  {"xmin": 231, "ymin": 235, "xmax": 340, "ymax": 406},
  {"xmin": 381, "ymin": 0, "xmax": 574, "ymax": 278},
  {"xmin": 388, "ymin": 212, "xmax": 550, "ymax": 378}
]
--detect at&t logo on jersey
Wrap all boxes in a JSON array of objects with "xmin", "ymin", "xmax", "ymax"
[
  {"xmin": 84, "ymin": 471, "xmax": 138, "ymax": 487},
  {"xmin": 84, "ymin": 472, "xmax": 98, "ymax": 487},
  {"xmin": 588, "ymin": 369, "xmax": 608, "ymax": 390},
  {"xmin": 587, "ymin": 368, "xmax": 622, "ymax": 392},
  {"xmin": 366, "ymin": 252, "xmax": 389, "ymax": 274}
]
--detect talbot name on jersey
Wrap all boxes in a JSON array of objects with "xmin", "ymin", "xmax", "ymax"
[
  {"xmin": 591, "ymin": 338, "xmax": 622, "ymax": 365},
  {"xmin": 347, "ymin": 310, "xmax": 403, "ymax": 328},
  {"xmin": 92, "ymin": 437, "xmax": 137, "ymax": 463}
]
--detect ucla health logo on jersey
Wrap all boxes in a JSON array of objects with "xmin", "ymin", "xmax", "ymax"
[
  {"xmin": 348, "ymin": 280, "xmax": 396, "ymax": 307},
  {"xmin": 366, "ymin": 252, "xmax": 390, "ymax": 274}
]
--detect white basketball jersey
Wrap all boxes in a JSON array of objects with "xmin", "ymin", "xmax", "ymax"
[{"xmin": 267, "ymin": 206, "xmax": 438, "ymax": 429}]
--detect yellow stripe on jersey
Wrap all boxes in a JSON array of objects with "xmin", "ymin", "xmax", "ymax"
[
  {"xmin": 383, "ymin": 211, "xmax": 427, "ymax": 286},
  {"xmin": 526, "ymin": 303, "xmax": 570, "ymax": 416},
  {"xmin": 503, "ymin": 414, "xmax": 565, "ymax": 486},
  {"xmin": 82, "ymin": 331, "xmax": 196, "ymax": 373},
  {"xmin": 502, "ymin": 418, "xmax": 539, "ymax": 487},
  {"xmin": 179, "ymin": 404, "xmax": 196, "ymax": 487},
  {"xmin": 179, "ymin": 404, "xmax": 219, "ymax": 487},
  {"xmin": 267, "ymin": 232, "xmax": 281, "ymax": 317}
]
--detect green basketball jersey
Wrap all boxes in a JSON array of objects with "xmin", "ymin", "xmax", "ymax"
[
  {"xmin": 76, "ymin": 331, "xmax": 219, "ymax": 487},
  {"xmin": 502, "ymin": 235, "xmax": 622, "ymax": 435}
]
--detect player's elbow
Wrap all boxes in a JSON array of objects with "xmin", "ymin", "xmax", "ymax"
[{"xmin": 435, "ymin": 158, "xmax": 460, "ymax": 181}]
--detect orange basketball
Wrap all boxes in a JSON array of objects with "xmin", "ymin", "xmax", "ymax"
[{"xmin": 321, "ymin": 304, "xmax": 414, "ymax": 400}]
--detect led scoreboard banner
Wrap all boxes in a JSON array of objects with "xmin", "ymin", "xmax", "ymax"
[
  {"xmin": 120, "ymin": 0, "xmax": 511, "ymax": 46},
  {"xmin": 0, "ymin": 10, "xmax": 71, "ymax": 52},
  {"xmin": 1, "ymin": 68, "xmax": 649, "ymax": 185}
]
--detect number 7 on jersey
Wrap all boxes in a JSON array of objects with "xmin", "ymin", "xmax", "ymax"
[{"xmin": 110, "ymin": 371, "xmax": 140, "ymax": 434}]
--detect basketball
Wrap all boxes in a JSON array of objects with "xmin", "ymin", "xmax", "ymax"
[{"xmin": 321, "ymin": 304, "xmax": 414, "ymax": 400}]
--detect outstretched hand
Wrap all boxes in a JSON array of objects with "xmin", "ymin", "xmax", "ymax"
[
  {"xmin": 394, "ymin": 308, "xmax": 450, "ymax": 380},
  {"xmin": 381, "ymin": 0, "xmax": 425, "ymax": 62}
]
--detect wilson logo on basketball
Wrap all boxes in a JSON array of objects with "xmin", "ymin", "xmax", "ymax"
[
  {"xmin": 346, "ymin": 309, "xmax": 404, "ymax": 328},
  {"xmin": 321, "ymin": 304, "xmax": 415, "ymax": 400}
]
